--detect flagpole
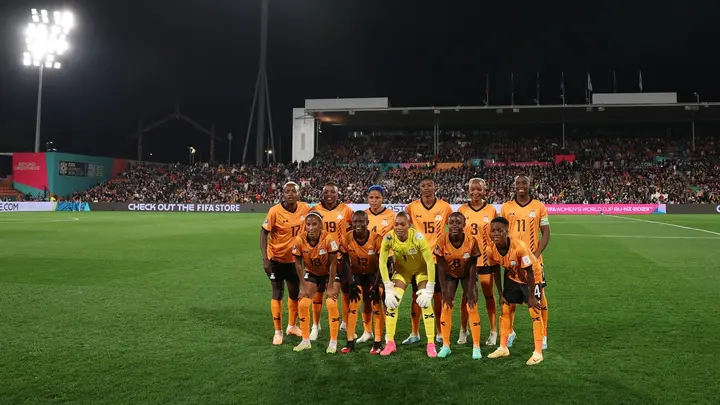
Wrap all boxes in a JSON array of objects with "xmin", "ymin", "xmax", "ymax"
[
  {"xmin": 536, "ymin": 72, "xmax": 540, "ymax": 105},
  {"xmin": 560, "ymin": 72, "xmax": 566, "ymax": 106},
  {"xmin": 511, "ymin": 72, "xmax": 515, "ymax": 106},
  {"xmin": 485, "ymin": 72, "xmax": 489, "ymax": 106},
  {"xmin": 613, "ymin": 70, "xmax": 617, "ymax": 93}
]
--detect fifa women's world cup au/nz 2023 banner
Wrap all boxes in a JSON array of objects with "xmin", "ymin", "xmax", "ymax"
[
  {"xmin": 12, "ymin": 152, "xmax": 131, "ymax": 197},
  {"xmin": 318, "ymin": 203, "xmax": 666, "ymax": 215}
]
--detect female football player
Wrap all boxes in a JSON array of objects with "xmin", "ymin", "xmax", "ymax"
[
  {"xmin": 434, "ymin": 212, "xmax": 482, "ymax": 359},
  {"xmin": 260, "ymin": 182, "xmax": 310, "ymax": 345},
  {"xmin": 293, "ymin": 211, "xmax": 341, "ymax": 353},
  {"xmin": 457, "ymin": 178, "xmax": 499, "ymax": 346},
  {"xmin": 378, "ymin": 211, "xmax": 437, "ymax": 357}
]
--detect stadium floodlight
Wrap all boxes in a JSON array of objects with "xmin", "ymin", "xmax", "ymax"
[{"xmin": 23, "ymin": 8, "xmax": 75, "ymax": 153}]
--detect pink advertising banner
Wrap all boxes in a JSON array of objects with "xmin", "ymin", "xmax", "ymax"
[{"xmin": 545, "ymin": 204, "xmax": 665, "ymax": 215}]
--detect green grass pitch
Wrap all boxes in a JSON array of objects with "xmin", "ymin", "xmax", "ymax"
[{"xmin": 1, "ymin": 212, "xmax": 719, "ymax": 404}]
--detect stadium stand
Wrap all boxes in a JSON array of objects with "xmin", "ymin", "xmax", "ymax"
[{"xmin": 75, "ymin": 131, "xmax": 718, "ymax": 205}]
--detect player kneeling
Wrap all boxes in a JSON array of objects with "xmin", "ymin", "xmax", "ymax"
[
  {"xmin": 434, "ymin": 213, "xmax": 484, "ymax": 359},
  {"xmin": 483, "ymin": 217, "xmax": 546, "ymax": 366},
  {"xmin": 379, "ymin": 211, "xmax": 438, "ymax": 358},
  {"xmin": 292, "ymin": 212, "xmax": 341, "ymax": 353},
  {"xmin": 340, "ymin": 211, "xmax": 385, "ymax": 354}
]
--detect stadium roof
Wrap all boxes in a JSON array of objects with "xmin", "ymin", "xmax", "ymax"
[{"xmin": 305, "ymin": 102, "xmax": 720, "ymax": 127}]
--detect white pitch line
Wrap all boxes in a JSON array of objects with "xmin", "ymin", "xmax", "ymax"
[
  {"xmin": 554, "ymin": 233, "xmax": 720, "ymax": 240},
  {"xmin": 605, "ymin": 215, "xmax": 720, "ymax": 237}
]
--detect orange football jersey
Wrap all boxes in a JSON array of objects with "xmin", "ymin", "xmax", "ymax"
[
  {"xmin": 500, "ymin": 199, "xmax": 549, "ymax": 258},
  {"xmin": 486, "ymin": 238, "xmax": 543, "ymax": 285},
  {"xmin": 434, "ymin": 233, "xmax": 480, "ymax": 278},
  {"xmin": 366, "ymin": 207, "xmax": 395, "ymax": 237},
  {"xmin": 341, "ymin": 231, "xmax": 382, "ymax": 275},
  {"xmin": 458, "ymin": 202, "xmax": 497, "ymax": 267},
  {"xmin": 262, "ymin": 202, "xmax": 311, "ymax": 263},
  {"xmin": 292, "ymin": 231, "xmax": 339, "ymax": 276},
  {"xmin": 406, "ymin": 198, "xmax": 453, "ymax": 249}
]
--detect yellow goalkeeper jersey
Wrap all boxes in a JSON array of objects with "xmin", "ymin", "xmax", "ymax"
[{"xmin": 379, "ymin": 228, "xmax": 435, "ymax": 283}]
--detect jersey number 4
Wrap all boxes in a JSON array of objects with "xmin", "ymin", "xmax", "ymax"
[
  {"xmin": 423, "ymin": 222, "xmax": 435, "ymax": 234},
  {"xmin": 516, "ymin": 219, "xmax": 526, "ymax": 232}
]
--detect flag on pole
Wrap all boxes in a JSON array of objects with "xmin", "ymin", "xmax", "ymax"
[
  {"xmin": 560, "ymin": 72, "xmax": 565, "ymax": 105},
  {"xmin": 587, "ymin": 72, "xmax": 593, "ymax": 92},
  {"xmin": 485, "ymin": 73, "xmax": 489, "ymax": 106},
  {"xmin": 586, "ymin": 72, "xmax": 593, "ymax": 104},
  {"xmin": 639, "ymin": 70, "xmax": 643, "ymax": 92},
  {"xmin": 511, "ymin": 72, "xmax": 515, "ymax": 105},
  {"xmin": 613, "ymin": 70, "xmax": 617, "ymax": 93}
]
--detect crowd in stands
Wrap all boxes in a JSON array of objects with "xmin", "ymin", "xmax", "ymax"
[{"xmin": 44, "ymin": 130, "xmax": 720, "ymax": 206}]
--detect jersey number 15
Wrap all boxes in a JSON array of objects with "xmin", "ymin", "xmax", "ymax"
[{"xmin": 423, "ymin": 222, "xmax": 435, "ymax": 234}]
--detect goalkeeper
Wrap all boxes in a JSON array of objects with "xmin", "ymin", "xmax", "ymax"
[{"xmin": 378, "ymin": 211, "xmax": 437, "ymax": 358}]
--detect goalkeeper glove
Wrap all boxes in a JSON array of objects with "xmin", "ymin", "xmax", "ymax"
[
  {"xmin": 383, "ymin": 281, "xmax": 399, "ymax": 309},
  {"xmin": 415, "ymin": 282, "xmax": 435, "ymax": 308}
]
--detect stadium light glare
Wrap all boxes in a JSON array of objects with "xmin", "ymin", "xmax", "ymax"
[{"xmin": 23, "ymin": 8, "xmax": 75, "ymax": 153}]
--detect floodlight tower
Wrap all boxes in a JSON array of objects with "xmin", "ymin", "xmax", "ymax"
[
  {"xmin": 23, "ymin": 9, "xmax": 74, "ymax": 153},
  {"xmin": 242, "ymin": 0, "xmax": 276, "ymax": 165}
]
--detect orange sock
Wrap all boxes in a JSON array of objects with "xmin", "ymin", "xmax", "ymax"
[
  {"xmin": 288, "ymin": 299, "xmax": 298, "ymax": 327},
  {"xmin": 342, "ymin": 292, "xmax": 350, "ymax": 325},
  {"xmin": 411, "ymin": 300, "xmax": 421, "ymax": 335},
  {"xmin": 530, "ymin": 307, "xmax": 544, "ymax": 353},
  {"xmin": 299, "ymin": 297, "xmax": 311, "ymax": 339},
  {"xmin": 326, "ymin": 297, "xmax": 340, "ymax": 341},
  {"xmin": 362, "ymin": 300, "xmax": 372, "ymax": 333},
  {"xmin": 346, "ymin": 287, "xmax": 362, "ymax": 340},
  {"xmin": 499, "ymin": 303, "xmax": 515, "ymax": 347},
  {"xmin": 312, "ymin": 291, "xmax": 323, "ymax": 326},
  {"xmin": 467, "ymin": 302, "xmax": 481, "ymax": 347},
  {"xmin": 460, "ymin": 298, "xmax": 469, "ymax": 331},
  {"xmin": 480, "ymin": 274, "xmax": 497, "ymax": 331},
  {"xmin": 541, "ymin": 291, "xmax": 549, "ymax": 336},
  {"xmin": 440, "ymin": 303, "xmax": 453, "ymax": 348},
  {"xmin": 271, "ymin": 299, "xmax": 282, "ymax": 331},
  {"xmin": 433, "ymin": 292, "xmax": 443, "ymax": 336},
  {"xmin": 372, "ymin": 301, "xmax": 385, "ymax": 342}
]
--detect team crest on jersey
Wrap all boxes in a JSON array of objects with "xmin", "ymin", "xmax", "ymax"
[
  {"xmin": 300, "ymin": 215, "xmax": 305, "ymax": 221},
  {"xmin": 337, "ymin": 214, "xmax": 344, "ymax": 220},
  {"xmin": 415, "ymin": 232, "xmax": 424, "ymax": 240},
  {"xmin": 319, "ymin": 249, "xmax": 327, "ymax": 255},
  {"xmin": 381, "ymin": 220, "xmax": 389, "ymax": 226},
  {"xmin": 483, "ymin": 216, "xmax": 490, "ymax": 223},
  {"xmin": 434, "ymin": 215, "xmax": 442, "ymax": 221},
  {"xmin": 463, "ymin": 252, "xmax": 471, "ymax": 259},
  {"xmin": 529, "ymin": 211, "xmax": 536, "ymax": 218}
]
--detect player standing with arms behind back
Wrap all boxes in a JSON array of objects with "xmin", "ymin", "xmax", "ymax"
[
  {"xmin": 260, "ymin": 182, "xmax": 310, "ymax": 345},
  {"xmin": 458, "ymin": 178, "xmax": 499, "ymax": 346},
  {"xmin": 500, "ymin": 175, "xmax": 551, "ymax": 349},
  {"xmin": 359, "ymin": 185, "xmax": 395, "ymax": 345},
  {"xmin": 309, "ymin": 183, "xmax": 353, "ymax": 341},
  {"xmin": 379, "ymin": 211, "xmax": 438, "ymax": 357},
  {"xmin": 404, "ymin": 177, "xmax": 453, "ymax": 345},
  {"xmin": 292, "ymin": 212, "xmax": 341, "ymax": 353}
]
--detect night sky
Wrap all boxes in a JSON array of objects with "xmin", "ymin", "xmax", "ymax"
[{"xmin": 1, "ymin": 0, "xmax": 719, "ymax": 164}]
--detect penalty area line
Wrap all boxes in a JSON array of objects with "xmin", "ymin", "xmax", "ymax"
[{"xmin": 605, "ymin": 215, "xmax": 720, "ymax": 237}]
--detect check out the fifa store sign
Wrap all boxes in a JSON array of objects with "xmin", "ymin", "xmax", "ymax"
[{"xmin": 127, "ymin": 203, "xmax": 243, "ymax": 212}]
